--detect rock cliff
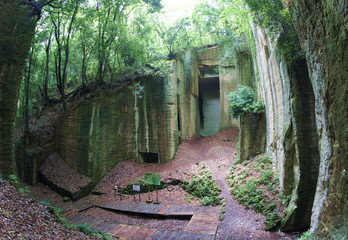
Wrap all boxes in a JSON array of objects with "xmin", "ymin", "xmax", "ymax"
[
  {"xmin": 250, "ymin": 1, "xmax": 347, "ymax": 236},
  {"xmin": 289, "ymin": 0, "xmax": 348, "ymax": 237}
]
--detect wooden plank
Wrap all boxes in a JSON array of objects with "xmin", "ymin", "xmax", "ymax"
[
  {"xmin": 185, "ymin": 224, "xmax": 217, "ymax": 235},
  {"xmin": 165, "ymin": 211, "xmax": 194, "ymax": 216},
  {"xmin": 128, "ymin": 228, "xmax": 157, "ymax": 240},
  {"xmin": 108, "ymin": 224, "xmax": 128, "ymax": 236},
  {"xmin": 191, "ymin": 213, "xmax": 220, "ymax": 222},
  {"xmin": 92, "ymin": 222, "xmax": 118, "ymax": 233},
  {"xmin": 116, "ymin": 225, "xmax": 141, "ymax": 239},
  {"xmin": 158, "ymin": 205, "xmax": 171, "ymax": 215},
  {"xmin": 185, "ymin": 218, "xmax": 219, "ymax": 235},
  {"xmin": 188, "ymin": 219, "xmax": 219, "ymax": 227}
]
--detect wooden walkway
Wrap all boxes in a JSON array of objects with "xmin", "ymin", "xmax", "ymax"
[{"xmin": 63, "ymin": 199, "xmax": 220, "ymax": 240}]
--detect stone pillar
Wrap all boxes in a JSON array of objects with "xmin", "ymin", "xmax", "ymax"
[{"xmin": 239, "ymin": 112, "xmax": 266, "ymax": 162}]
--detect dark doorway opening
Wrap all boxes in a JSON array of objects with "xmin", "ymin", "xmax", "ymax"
[
  {"xmin": 177, "ymin": 94, "xmax": 181, "ymax": 132},
  {"xmin": 140, "ymin": 152, "xmax": 159, "ymax": 164},
  {"xmin": 198, "ymin": 77, "xmax": 220, "ymax": 136}
]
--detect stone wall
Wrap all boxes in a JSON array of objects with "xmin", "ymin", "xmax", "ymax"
[
  {"xmin": 239, "ymin": 112, "xmax": 266, "ymax": 162},
  {"xmin": 252, "ymin": 24, "xmax": 320, "ymax": 230},
  {"xmin": 219, "ymin": 45, "xmax": 254, "ymax": 131},
  {"xmin": 137, "ymin": 75, "xmax": 179, "ymax": 163},
  {"xmin": 176, "ymin": 46, "xmax": 254, "ymax": 137},
  {"xmin": 175, "ymin": 51, "xmax": 200, "ymax": 138},
  {"xmin": 56, "ymin": 87, "xmax": 136, "ymax": 181},
  {"xmin": 289, "ymin": 1, "xmax": 348, "ymax": 237},
  {"xmin": 56, "ymin": 75, "xmax": 179, "ymax": 185}
]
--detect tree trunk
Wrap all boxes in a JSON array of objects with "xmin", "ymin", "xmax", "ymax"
[
  {"xmin": 0, "ymin": 1, "xmax": 40, "ymax": 177},
  {"xmin": 44, "ymin": 31, "xmax": 52, "ymax": 104},
  {"xmin": 24, "ymin": 40, "xmax": 35, "ymax": 138}
]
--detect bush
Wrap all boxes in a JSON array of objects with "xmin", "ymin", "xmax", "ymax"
[
  {"xmin": 228, "ymin": 85, "xmax": 264, "ymax": 118},
  {"xmin": 181, "ymin": 165, "xmax": 222, "ymax": 206},
  {"xmin": 227, "ymin": 154, "xmax": 283, "ymax": 230}
]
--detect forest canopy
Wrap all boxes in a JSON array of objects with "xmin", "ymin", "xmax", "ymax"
[{"xmin": 15, "ymin": 0, "xmax": 295, "ymax": 131}]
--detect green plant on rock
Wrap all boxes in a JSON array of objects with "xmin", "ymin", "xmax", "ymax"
[
  {"xmin": 181, "ymin": 165, "xmax": 222, "ymax": 206},
  {"xmin": 228, "ymin": 85, "xmax": 264, "ymax": 118}
]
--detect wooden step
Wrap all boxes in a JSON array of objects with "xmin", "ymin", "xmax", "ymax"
[
  {"xmin": 185, "ymin": 213, "xmax": 219, "ymax": 235},
  {"xmin": 108, "ymin": 224, "xmax": 157, "ymax": 240}
]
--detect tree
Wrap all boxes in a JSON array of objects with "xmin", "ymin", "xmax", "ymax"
[
  {"xmin": 153, "ymin": 17, "xmax": 192, "ymax": 57},
  {"xmin": 51, "ymin": 0, "xmax": 80, "ymax": 110},
  {"xmin": 0, "ymin": 0, "xmax": 54, "ymax": 178}
]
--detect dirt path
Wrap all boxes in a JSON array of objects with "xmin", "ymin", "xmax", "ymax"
[
  {"xmin": 29, "ymin": 128, "xmax": 299, "ymax": 239},
  {"xmin": 178, "ymin": 129, "xmax": 296, "ymax": 239}
]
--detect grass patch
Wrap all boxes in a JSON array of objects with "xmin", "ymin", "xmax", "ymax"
[
  {"xmin": 227, "ymin": 154, "xmax": 286, "ymax": 230},
  {"xmin": 181, "ymin": 164, "xmax": 222, "ymax": 206}
]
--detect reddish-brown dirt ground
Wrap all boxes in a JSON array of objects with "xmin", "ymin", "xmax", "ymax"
[{"xmin": 29, "ymin": 128, "xmax": 301, "ymax": 239}]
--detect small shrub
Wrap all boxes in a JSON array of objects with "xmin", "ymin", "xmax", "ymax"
[
  {"xmin": 18, "ymin": 186, "xmax": 31, "ymax": 195},
  {"xmin": 7, "ymin": 174, "xmax": 30, "ymax": 195},
  {"xmin": 63, "ymin": 196, "xmax": 70, "ymax": 202},
  {"xmin": 298, "ymin": 230, "xmax": 311, "ymax": 240},
  {"xmin": 259, "ymin": 169, "xmax": 273, "ymax": 184},
  {"xmin": 119, "ymin": 177, "xmax": 169, "ymax": 194},
  {"xmin": 181, "ymin": 166, "xmax": 222, "ymax": 206},
  {"xmin": 228, "ymin": 85, "xmax": 265, "ymax": 118},
  {"xmin": 234, "ymin": 155, "xmax": 241, "ymax": 164},
  {"xmin": 227, "ymin": 154, "xmax": 283, "ymax": 230},
  {"xmin": 7, "ymin": 174, "xmax": 19, "ymax": 187},
  {"xmin": 257, "ymin": 155, "xmax": 272, "ymax": 164}
]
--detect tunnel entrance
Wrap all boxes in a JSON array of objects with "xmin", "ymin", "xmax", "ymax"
[
  {"xmin": 140, "ymin": 152, "xmax": 159, "ymax": 164},
  {"xmin": 198, "ymin": 77, "xmax": 220, "ymax": 136}
]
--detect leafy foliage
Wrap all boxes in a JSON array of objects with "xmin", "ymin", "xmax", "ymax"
[
  {"xmin": 298, "ymin": 230, "xmax": 311, "ymax": 240},
  {"xmin": 228, "ymin": 85, "xmax": 264, "ymax": 118},
  {"xmin": 220, "ymin": 0, "xmax": 303, "ymax": 62},
  {"xmin": 7, "ymin": 174, "xmax": 31, "ymax": 195},
  {"xmin": 181, "ymin": 165, "xmax": 222, "ymax": 206},
  {"xmin": 227, "ymin": 154, "xmax": 285, "ymax": 230}
]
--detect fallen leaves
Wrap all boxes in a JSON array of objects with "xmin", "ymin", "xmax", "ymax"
[{"xmin": 0, "ymin": 180, "xmax": 99, "ymax": 239}]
